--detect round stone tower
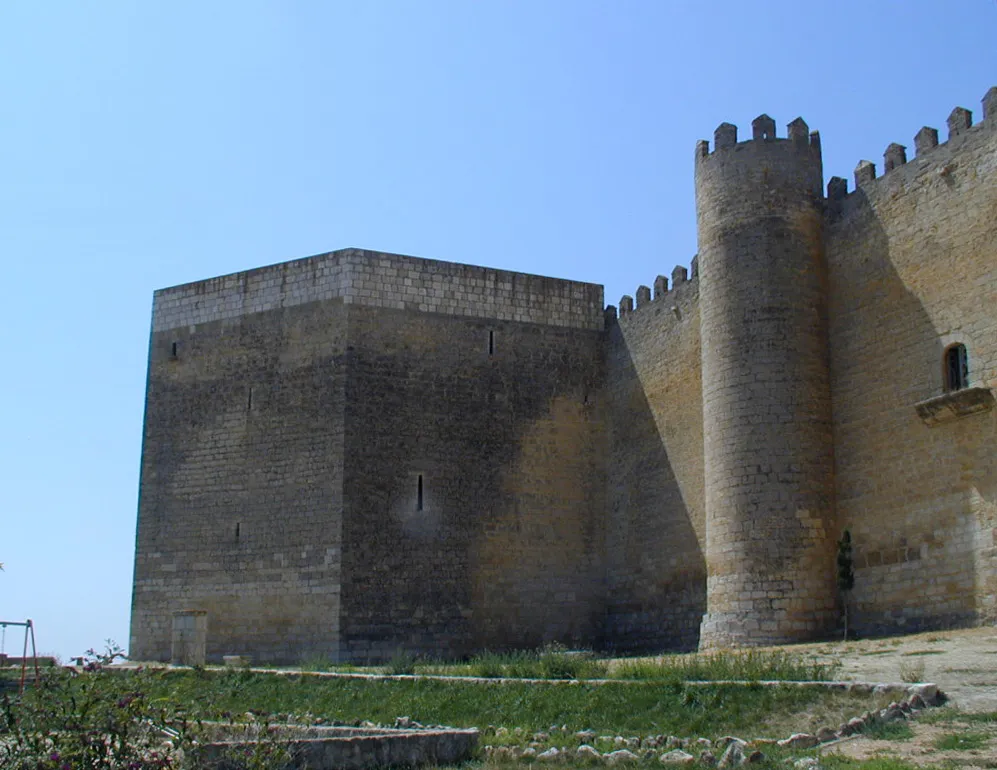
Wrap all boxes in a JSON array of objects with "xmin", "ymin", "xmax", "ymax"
[{"xmin": 695, "ymin": 115, "xmax": 837, "ymax": 649}]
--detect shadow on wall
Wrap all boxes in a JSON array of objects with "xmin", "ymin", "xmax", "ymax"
[
  {"xmin": 603, "ymin": 306, "xmax": 706, "ymax": 653},
  {"xmin": 828, "ymin": 180, "xmax": 997, "ymax": 636}
]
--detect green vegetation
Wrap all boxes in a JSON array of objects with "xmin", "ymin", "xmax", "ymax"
[
  {"xmin": 933, "ymin": 731, "xmax": 990, "ymax": 751},
  {"xmin": 418, "ymin": 647, "xmax": 837, "ymax": 683},
  {"xmin": 822, "ymin": 757, "xmax": 921, "ymax": 770},
  {"xmin": 130, "ymin": 668, "xmax": 860, "ymax": 737},
  {"xmin": 858, "ymin": 719, "xmax": 914, "ymax": 741},
  {"xmin": 612, "ymin": 649, "xmax": 835, "ymax": 683},
  {"xmin": 421, "ymin": 646, "xmax": 608, "ymax": 680},
  {"xmin": 0, "ymin": 642, "xmax": 912, "ymax": 769},
  {"xmin": 915, "ymin": 706, "xmax": 997, "ymax": 725},
  {"xmin": 898, "ymin": 659, "xmax": 925, "ymax": 683}
]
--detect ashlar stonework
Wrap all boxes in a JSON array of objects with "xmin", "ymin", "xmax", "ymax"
[{"xmin": 131, "ymin": 87, "xmax": 997, "ymax": 663}]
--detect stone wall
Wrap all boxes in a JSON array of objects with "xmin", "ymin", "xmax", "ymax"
[
  {"xmin": 131, "ymin": 296, "xmax": 348, "ymax": 663},
  {"xmin": 132, "ymin": 89, "xmax": 997, "ymax": 662},
  {"xmin": 152, "ymin": 248, "xmax": 603, "ymax": 333},
  {"xmin": 339, "ymin": 302, "xmax": 606, "ymax": 661},
  {"xmin": 826, "ymin": 94, "xmax": 997, "ymax": 635},
  {"xmin": 603, "ymin": 267, "xmax": 706, "ymax": 651},
  {"xmin": 133, "ymin": 250, "xmax": 606, "ymax": 663}
]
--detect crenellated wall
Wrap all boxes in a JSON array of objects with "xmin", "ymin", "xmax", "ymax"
[
  {"xmin": 825, "ymin": 87, "xmax": 997, "ymax": 636},
  {"xmin": 132, "ymin": 85, "xmax": 997, "ymax": 663},
  {"xmin": 604, "ymin": 262, "xmax": 706, "ymax": 651}
]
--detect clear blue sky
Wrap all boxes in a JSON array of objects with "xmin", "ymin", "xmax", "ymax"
[{"xmin": 1, "ymin": 1, "xmax": 994, "ymax": 661}]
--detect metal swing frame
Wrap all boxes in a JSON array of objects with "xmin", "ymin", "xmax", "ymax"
[{"xmin": 0, "ymin": 618, "xmax": 40, "ymax": 695}]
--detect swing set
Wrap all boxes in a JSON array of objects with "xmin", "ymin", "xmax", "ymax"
[{"xmin": 0, "ymin": 618, "xmax": 40, "ymax": 695}]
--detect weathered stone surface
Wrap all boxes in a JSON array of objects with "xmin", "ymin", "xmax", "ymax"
[
  {"xmin": 133, "ymin": 87, "xmax": 997, "ymax": 663},
  {"xmin": 577, "ymin": 745, "xmax": 601, "ymax": 760},
  {"xmin": 717, "ymin": 741, "xmax": 745, "ymax": 768},
  {"xmin": 907, "ymin": 684, "xmax": 939, "ymax": 703},
  {"xmin": 659, "ymin": 749, "xmax": 696, "ymax": 766},
  {"xmin": 816, "ymin": 727, "xmax": 837, "ymax": 743},
  {"xmin": 777, "ymin": 733, "xmax": 819, "ymax": 749},
  {"xmin": 606, "ymin": 749, "xmax": 640, "ymax": 764}
]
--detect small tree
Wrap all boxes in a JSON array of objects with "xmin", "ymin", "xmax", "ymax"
[{"xmin": 836, "ymin": 530, "xmax": 855, "ymax": 641}]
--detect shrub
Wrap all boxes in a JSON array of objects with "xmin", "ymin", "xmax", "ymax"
[{"xmin": 898, "ymin": 659, "xmax": 925, "ymax": 683}]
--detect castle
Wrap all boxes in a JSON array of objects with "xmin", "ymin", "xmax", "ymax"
[{"xmin": 130, "ymin": 87, "xmax": 997, "ymax": 663}]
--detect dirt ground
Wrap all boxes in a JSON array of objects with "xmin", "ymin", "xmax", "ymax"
[{"xmin": 788, "ymin": 626, "xmax": 997, "ymax": 766}]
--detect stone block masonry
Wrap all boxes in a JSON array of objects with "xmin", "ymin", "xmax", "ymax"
[
  {"xmin": 132, "ymin": 85, "xmax": 997, "ymax": 663},
  {"xmin": 152, "ymin": 248, "xmax": 604, "ymax": 334}
]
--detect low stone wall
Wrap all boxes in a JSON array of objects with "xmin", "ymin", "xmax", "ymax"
[{"xmin": 190, "ymin": 724, "xmax": 479, "ymax": 770}]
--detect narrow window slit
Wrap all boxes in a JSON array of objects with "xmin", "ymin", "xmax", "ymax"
[
  {"xmin": 170, "ymin": 341, "xmax": 178, "ymax": 359},
  {"xmin": 488, "ymin": 330, "xmax": 495, "ymax": 356},
  {"xmin": 247, "ymin": 387, "xmax": 253, "ymax": 411},
  {"xmin": 417, "ymin": 474, "xmax": 424, "ymax": 512},
  {"xmin": 235, "ymin": 522, "xmax": 241, "ymax": 539},
  {"xmin": 944, "ymin": 344, "xmax": 969, "ymax": 391}
]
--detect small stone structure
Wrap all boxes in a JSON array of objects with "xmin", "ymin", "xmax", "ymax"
[
  {"xmin": 132, "ymin": 85, "xmax": 997, "ymax": 663},
  {"xmin": 190, "ymin": 724, "xmax": 479, "ymax": 770}
]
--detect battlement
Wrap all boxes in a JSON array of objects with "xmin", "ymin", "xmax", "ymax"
[
  {"xmin": 611, "ymin": 256, "xmax": 699, "ymax": 326},
  {"xmin": 828, "ymin": 85, "xmax": 997, "ymax": 201},
  {"xmin": 695, "ymin": 114, "xmax": 822, "ymax": 159},
  {"xmin": 151, "ymin": 248, "xmax": 605, "ymax": 333}
]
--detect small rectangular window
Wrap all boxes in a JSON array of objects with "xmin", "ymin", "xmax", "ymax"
[
  {"xmin": 235, "ymin": 522, "xmax": 241, "ymax": 539},
  {"xmin": 945, "ymin": 344, "xmax": 969, "ymax": 391},
  {"xmin": 170, "ymin": 341, "xmax": 178, "ymax": 359},
  {"xmin": 417, "ymin": 474, "xmax": 424, "ymax": 512},
  {"xmin": 488, "ymin": 330, "xmax": 495, "ymax": 356}
]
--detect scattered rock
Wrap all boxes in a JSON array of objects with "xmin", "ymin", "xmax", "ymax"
[
  {"xmin": 360, "ymin": 720, "xmax": 378, "ymax": 728},
  {"xmin": 490, "ymin": 746, "xmax": 513, "ymax": 761},
  {"xmin": 700, "ymin": 750, "xmax": 717, "ymax": 767},
  {"xmin": 614, "ymin": 736, "xmax": 626, "ymax": 747},
  {"xmin": 577, "ymin": 745, "xmax": 601, "ymax": 760},
  {"xmin": 642, "ymin": 750, "xmax": 656, "ymax": 761},
  {"xmin": 907, "ymin": 693, "xmax": 927, "ymax": 710},
  {"xmin": 879, "ymin": 706, "xmax": 905, "ymax": 722},
  {"xmin": 793, "ymin": 759, "xmax": 820, "ymax": 770},
  {"xmin": 576, "ymin": 730, "xmax": 597, "ymax": 742},
  {"xmin": 716, "ymin": 736, "xmax": 746, "ymax": 749},
  {"xmin": 815, "ymin": 727, "xmax": 836, "ymax": 743},
  {"xmin": 717, "ymin": 741, "xmax": 745, "ymax": 768},
  {"xmin": 745, "ymin": 750, "xmax": 765, "ymax": 764},
  {"xmin": 625, "ymin": 737, "xmax": 641, "ymax": 750},
  {"xmin": 694, "ymin": 738, "xmax": 713, "ymax": 750},
  {"xmin": 538, "ymin": 747, "xmax": 561, "ymax": 761},
  {"xmin": 606, "ymin": 749, "xmax": 640, "ymax": 764},
  {"xmin": 776, "ymin": 733, "xmax": 818, "ymax": 749},
  {"xmin": 840, "ymin": 717, "xmax": 864, "ymax": 736},
  {"xmin": 534, "ymin": 732, "xmax": 551, "ymax": 742},
  {"xmin": 495, "ymin": 726, "xmax": 509, "ymax": 738},
  {"xmin": 394, "ymin": 716, "xmax": 414, "ymax": 729},
  {"xmin": 521, "ymin": 747, "xmax": 537, "ymax": 759},
  {"xmin": 907, "ymin": 683, "xmax": 938, "ymax": 703},
  {"xmin": 659, "ymin": 749, "xmax": 696, "ymax": 766},
  {"xmin": 665, "ymin": 736, "xmax": 685, "ymax": 749}
]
